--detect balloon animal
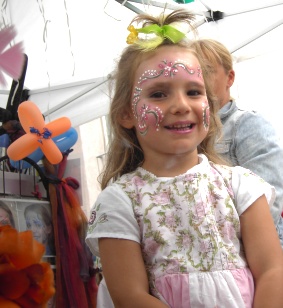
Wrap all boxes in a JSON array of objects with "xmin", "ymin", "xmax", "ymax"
[{"xmin": 7, "ymin": 101, "xmax": 71, "ymax": 165}]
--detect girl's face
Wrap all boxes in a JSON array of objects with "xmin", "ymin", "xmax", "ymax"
[
  {"xmin": 125, "ymin": 46, "xmax": 209, "ymax": 170},
  {"xmin": 25, "ymin": 211, "xmax": 51, "ymax": 245}
]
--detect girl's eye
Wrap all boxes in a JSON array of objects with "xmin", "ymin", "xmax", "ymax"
[
  {"xmin": 150, "ymin": 91, "xmax": 166, "ymax": 99},
  {"xmin": 188, "ymin": 90, "xmax": 200, "ymax": 96}
]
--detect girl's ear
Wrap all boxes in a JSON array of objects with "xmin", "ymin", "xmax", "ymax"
[{"xmin": 119, "ymin": 111, "xmax": 135, "ymax": 129}]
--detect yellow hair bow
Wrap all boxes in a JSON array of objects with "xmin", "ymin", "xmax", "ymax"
[{"xmin": 127, "ymin": 24, "xmax": 186, "ymax": 50}]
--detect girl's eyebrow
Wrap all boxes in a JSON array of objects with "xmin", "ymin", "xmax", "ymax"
[
  {"xmin": 142, "ymin": 81, "xmax": 169, "ymax": 89},
  {"xmin": 141, "ymin": 80, "xmax": 205, "ymax": 90}
]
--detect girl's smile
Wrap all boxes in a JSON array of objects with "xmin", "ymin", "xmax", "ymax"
[{"xmin": 164, "ymin": 120, "xmax": 195, "ymax": 133}]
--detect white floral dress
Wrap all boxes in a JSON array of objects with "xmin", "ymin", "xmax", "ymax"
[{"xmin": 86, "ymin": 154, "xmax": 275, "ymax": 308}]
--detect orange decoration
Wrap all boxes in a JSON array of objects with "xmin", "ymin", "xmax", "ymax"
[
  {"xmin": 0, "ymin": 225, "xmax": 55, "ymax": 307},
  {"xmin": 7, "ymin": 101, "xmax": 71, "ymax": 165}
]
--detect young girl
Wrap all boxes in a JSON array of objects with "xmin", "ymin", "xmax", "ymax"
[{"xmin": 86, "ymin": 9, "xmax": 283, "ymax": 308}]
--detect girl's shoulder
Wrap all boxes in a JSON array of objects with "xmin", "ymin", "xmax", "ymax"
[
  {"xmin": 209, "ymin": 161, "xmax": 233, "ymax": 177},
  {"xmin": 209, "ymin": 160, "xmax": 275, "ymax": 213},
  {"xmin": 210, "ymin": 161, "xmax": 266, "ymax": 183},
  {"xmin": 209, "ymin": 161, "xmax": 268, "ymax": 191}
]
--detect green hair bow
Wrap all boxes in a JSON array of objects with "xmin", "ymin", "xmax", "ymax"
[{"xmin": 127, "ymin": 24, "xmax": 186, "ymax": 50}]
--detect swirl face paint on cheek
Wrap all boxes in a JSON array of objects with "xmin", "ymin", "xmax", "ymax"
[
  {"xmin": 138, "ymin": 104, "xmax": 164, "ymax": 135},
  {"xmin": 133, "ymin": 87, "xmax": 164, "ymax": 135},
  {"xmin": 202, "ymin": 100, "xmax": 210, "ymax": 131}
]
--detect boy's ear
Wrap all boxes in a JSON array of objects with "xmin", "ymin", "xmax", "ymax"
[
  {"xmin": 119, "ymin": 111, "xmax": 135, "ymax": 129},
  {"xmin": 227, "ymin": 69, "xmax": 235, "ymax": 88}
]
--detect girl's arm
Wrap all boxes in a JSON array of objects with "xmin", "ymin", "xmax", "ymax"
[
  {"xmin": 240, "ymin": 194, "xmax": 283, "ymax": 308},
  {"xmin": 99, "ymin": 238, "xmax": 169, "ymax": 308}
]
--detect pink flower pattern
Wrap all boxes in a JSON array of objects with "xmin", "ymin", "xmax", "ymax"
[
  {"xmin": 144, "ymin": 238, "xmax": 160, "ymax": 257},
  {"xmin": 152, "ymin": 191, "xmax": 171, "ymax": 205}
]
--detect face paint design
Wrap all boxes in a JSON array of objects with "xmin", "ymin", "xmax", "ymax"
[
  {"xmin": 133, "ymin": 59, "xmax": 203, "ymax": 135},
  {"xmin": 133, "ymin": 87, "xmax": 164, "ymax": 135},
  {"xmin": 202, "ymin": 100, "xmax": 210, "ymax": 131}
]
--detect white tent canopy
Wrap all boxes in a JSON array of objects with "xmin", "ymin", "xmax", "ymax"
[
  {"xmin": 0, "ymin": 0, "xmax": 136, "ymax": 127},
  {"xmin": 0, "ymin": 0, "xmax": 283, "ymax": 130}
]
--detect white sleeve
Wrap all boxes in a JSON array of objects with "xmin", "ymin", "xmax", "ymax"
[
  {"xmin": 231, "ymin": 166, "xmax": 276, "ymax": 216},
  {"xmin": 85, "ymin": 184, "xmax": 141, "ymax": 257}
]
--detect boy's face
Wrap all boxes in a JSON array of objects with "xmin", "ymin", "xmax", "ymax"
[{"xmin": 211, "ymin": 63, "xmax": 235, "ymax": 108}]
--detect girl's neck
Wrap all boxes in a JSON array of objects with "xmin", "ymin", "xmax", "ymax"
[{"xmin": 141, "ymin": 151, "xmax": 199, "ymax": 177}]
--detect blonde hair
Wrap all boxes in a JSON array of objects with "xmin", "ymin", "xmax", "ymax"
[
  {"xmin": 100, "ymin": 10, "xmax": 225, "ymax": 190},
  {"xmin": 190, "ymin": 38, "xmax": 235, "ymax": 107},
  {"xmin": 190, "ymin": 38, "xmax": 233, "ymax": 73}
]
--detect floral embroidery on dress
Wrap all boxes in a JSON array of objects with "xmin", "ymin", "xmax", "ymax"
[{"xmin": 87, "ymin": 203, "xmax": 108, "ymax": 234}]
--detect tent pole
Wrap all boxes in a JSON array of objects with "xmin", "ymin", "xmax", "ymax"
[
  {"xmin": 43, "ymin": 76, "xmax": 111, "ymax": 117},
  {"xmin": 230, "ymin": 18, "xmax": 283, "ymax": 53},
  {"xmin": 222, "ymin": 1, "xmax": 283, "ymax": 17},
  {"xmin": 114, "ymin": 0, "xmax": 211, "ymax": 17},
  {"xmin": 115, "ymin": 0, "xmax": 283, "ymax": 18},
  {"xmin": 118, "ymin": 0, "xmax": 144, "ymax": 14},
  {"xmin": 115, "ymin": 0, "xmax": 180, "ymax": 11},
  {"xmin": 30, "ymin": 77, "xmax": 107, "ymax": 95}
]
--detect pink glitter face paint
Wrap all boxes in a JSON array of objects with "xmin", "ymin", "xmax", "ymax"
[
  {"xmin": 138, "ymin": 103, "xmax": 163, "ymax": 135},
  {"xmin": 202, "ymin": 100, "xmax": 210, "ymax": 131},
  {"xmin": 132, "ymin": 87, "xmax": 164, "ymax": 135},
  {"xmin": 132, "ymin": 59, "xmax": 203, "ymax": 135}
]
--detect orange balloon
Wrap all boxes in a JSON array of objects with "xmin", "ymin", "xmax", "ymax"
[
  {"xmin": 7, "ymin": 134, "xmax": 39, "ymax": 161},
  {"xmin": 45, "ymin": 117, "xmax": 71, "ymax": 137},
  {"xmin": 7, "ymin": 101, "xmax": 71, "ymax": 165},
  {"xmin": 18, "ymin": 101, "xmax": 45, "ymax": 132}
]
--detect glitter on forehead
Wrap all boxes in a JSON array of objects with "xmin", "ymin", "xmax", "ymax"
[{"xmin": 137, "ymin": 59, "xmax": 202, "ymax": 85}]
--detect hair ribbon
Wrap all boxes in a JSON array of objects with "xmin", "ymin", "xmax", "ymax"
[{"xmin": 127, "ymin": 24, "xmax": 185, "ymax": 47}]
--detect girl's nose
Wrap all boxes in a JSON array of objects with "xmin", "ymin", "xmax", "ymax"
[{"xmin": 169, "ymin": 93, "xmax": 191, "ymax": 114}]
